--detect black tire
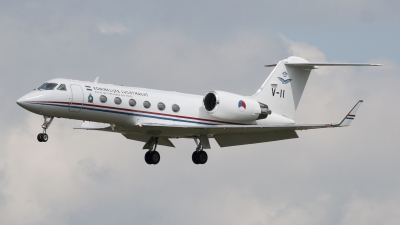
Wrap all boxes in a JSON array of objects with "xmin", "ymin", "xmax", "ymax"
[
  {"xmin": 42, "ymin": 133, "xmax": 48, "ymax": 142},
  {"xmin": 198, "ymin": 151, "xmax": 208, "ymax": 164},
  {"xmin": 192, "ymin": 151, "xmax": 199, "ymax": 164},
  {"xmin": 37, "ymin": 133, "xmax": 43, "ymax": 142},
  {"xmin": 149, "ymin": 151, "xmax": 160, "ymax": 165},
  {"xmin": 145, "ymin": 151, "xmax": 152, "ymax": 164}
]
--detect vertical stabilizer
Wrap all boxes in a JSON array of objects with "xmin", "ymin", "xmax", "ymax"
[{"xmin": 253, "ymin": 56, "xmax": 313, "ymax": 119}]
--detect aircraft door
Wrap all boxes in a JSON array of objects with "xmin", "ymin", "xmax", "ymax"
[{"xmin": 70, "ymin": 84, "xmax": 84, "ymax": 112}]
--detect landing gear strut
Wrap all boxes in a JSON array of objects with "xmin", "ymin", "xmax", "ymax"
[
  {"xmin": 37, "ymin": 116, "xmax": 54, "ymax": 142},
  {"xmin": 145, "ymin": 137, "xmax": 160, "ymax": 165},
  {"xmin": 192, "ymin": 137, "xmax": 208, "ymax": 164}
]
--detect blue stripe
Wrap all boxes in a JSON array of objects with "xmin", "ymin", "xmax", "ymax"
[
  {"xmin": 36, "ymin": 103, "xmax": 218, "ymax": 126},
  {"xmin": 345, "ymin": 117, "xmax": 354, "ymax": 120}
]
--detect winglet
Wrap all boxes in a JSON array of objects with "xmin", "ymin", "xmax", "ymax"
[
  {"xmin": 94, "ymin": 77, "xmax": 99, "ymax": 83},
  {"xmin": 337, "ymin": 100, "xmax": 363, "ymax": 127}
]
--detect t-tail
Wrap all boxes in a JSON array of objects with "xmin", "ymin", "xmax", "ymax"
[{"xmin": 252, "ymin": 56, "xmax": 381, "ymax": 119}]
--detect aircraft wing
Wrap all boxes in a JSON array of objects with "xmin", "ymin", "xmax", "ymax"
[
  {"xmin": 138, "ymin": 123, "xmax": 328, "ymax": 147},
  {"xmin": 138, "ymin": 100, "xmax": 363, "ymax": 147},
  {"xmin": 74, "ymin": 100, "xmax": 362, "ymax": 148}
]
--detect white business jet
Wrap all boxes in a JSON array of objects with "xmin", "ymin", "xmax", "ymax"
[{"xmin": 16, "ymin": 56, "xmax": 380, "ymax": 165}]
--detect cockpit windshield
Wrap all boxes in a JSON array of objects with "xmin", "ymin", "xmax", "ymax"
[
  {"xmin": 38, "ymin": 83, "xmax": 58, "ymax": 90},
  {"xmin": 57, "ymin": 84, "xmax": 67, "ymax": 91}
]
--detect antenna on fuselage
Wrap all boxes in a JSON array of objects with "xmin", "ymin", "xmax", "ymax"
[{"xmin": 94, "ymin": 77, "xmax": 99, "ymax": 83}]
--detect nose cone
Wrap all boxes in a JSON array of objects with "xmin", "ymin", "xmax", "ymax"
[
  {"xmin": 16, "ymin": 95, "xmax": 29, "ymax": 108},
  {"xmin": 16, "ymin": 91, "xmax": 45, "ymax": 113},
  {"xmin": 16, "ymin": 96, "xmax": 26, "ymax": 107}
]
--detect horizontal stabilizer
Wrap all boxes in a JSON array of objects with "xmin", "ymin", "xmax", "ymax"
[
  {"xmin": 265, "ymin": 63, "xmax": 382, "ymax": 67},
  {"xmin": 285, "ymin": 62, "xmax": 382, "ymax": 67},
  {"xmin": 264, "ymin": 64, "xmax": 277, "ymax": 67}
]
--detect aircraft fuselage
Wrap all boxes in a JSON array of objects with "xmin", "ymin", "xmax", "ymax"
[{"xmin": 17, "ymin": 78, "xmax": 293, "ymax": 133}]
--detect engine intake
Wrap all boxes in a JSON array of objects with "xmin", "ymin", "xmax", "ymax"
[
  {"xmin": 204, "ymin": 92, "xmax": 218, "ymax": 111},
  {"xmin": 203, "ymin": 91, "xmax": 271, "ymax": 121}
]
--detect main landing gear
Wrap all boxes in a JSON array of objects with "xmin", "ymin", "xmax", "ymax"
[
  {"xmin": 192, "ymin": 138, "xmax": 208, "ymax": 165},
  {"xmin": 142, "ymin": 136, "xmax": 208, "ymax": 165},
  {"xmin": 37, "ymin": 116, "xmax": 54, "ymax": 142},
  {"xmin": 145, "ymin": 137, "xmax": 161, "ymax": 165}
]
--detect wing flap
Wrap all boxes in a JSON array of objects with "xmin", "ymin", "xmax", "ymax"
[
  {"xmin": 73, "ymin": 121, "xmax": 112, "ymax": 131},
  {"xmin": 123, "ymin": 133, "xmax": 175, "ymax": 148},
  {"xmin": 214, "ymin": 130, "xmax": 298, "ymax": 147}
]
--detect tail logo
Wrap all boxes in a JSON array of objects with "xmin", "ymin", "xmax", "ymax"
[
  {"xmin": 278, "ymin": 77, "xmax": 292, "ymax": 84},
  {"xmin": 238, "ymin": 100, "xmax": 246, "ymax": 112},
  {"xmin": 278, "ymin": 71, "xmax": 292, "ymax": 84}
]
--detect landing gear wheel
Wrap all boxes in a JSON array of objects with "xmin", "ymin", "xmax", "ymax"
[
  {"xmin": 37, "ymin": 133, "xmax": 43, "ymax": 142},
  {"xmin": 198, "ymin": 151, "xmax": 208, "ymax": 164},
  {"xmin": 41, "ymin": 133, "xmax": 48, "ymax": 142},
  {"xmin": 192, "ymin": 137, "xmax": 208, "ymax": 164},
  {"xmin": 145, "ymin": 151, "xmax": 160, "ymax": 165},
  {"xmin": 149, "ymin": 151, "xmax": 160, "ymax": 165},
  {"xmin": 192, "ymin": 152, "xmax": 199, "ymax": 164},
  {"xmin": 192, "ymin": 151, "xmax": 208, "ymax": 164},
  {"xmin": 37, "ymin": 133, "xmax": 48, "ymax": 142},
  {"xmin": 145, "ymin": 151, "xmax": 152, "ymax": 164}
]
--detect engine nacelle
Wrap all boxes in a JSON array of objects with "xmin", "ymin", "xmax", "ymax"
[{"xmin": 203, "ymin": 91, "xmax": 271, "ymax": 121}]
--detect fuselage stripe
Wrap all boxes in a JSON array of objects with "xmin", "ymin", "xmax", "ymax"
[{"xmin": 31, "ymin": 101, "xmax": 245, "ymax": 125}]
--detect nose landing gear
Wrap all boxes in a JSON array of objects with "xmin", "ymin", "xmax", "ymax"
[
  {"xmin": 192, "ymin": 137, "xmax": 208, "ymax": 164},
  {"xmin": 37, "ymin": 116, "xmax": 54, "ymax": 142},
  {"xmin": 37, "ymin": 133, "xmax": 48, "ymax": 142}
]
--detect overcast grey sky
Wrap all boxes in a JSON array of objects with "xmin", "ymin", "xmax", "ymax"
[{"xmin": 1, "ymin": 1, "xmax": 400, "ymax": 224}]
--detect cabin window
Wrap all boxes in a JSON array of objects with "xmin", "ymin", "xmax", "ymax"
[
  {"xmin": 129, "ymin": 99, "xmax": 136, "ymax": 107},
  {"xmin": 143, "ymin": 101, "xmax": 151, "ymax": 108},
  {"xmin": 114, "ymin": 97, "xmax": 122, "ymax": 105},
  {"xmin": 157, "ymin": 102, "xmax": 165, "ymax": 111},
  {"xmin": 172, "ymin": 104, "xmax": 180, "ymax": 112},
  {"xmin": 57, "ymin": 84, "xmax": 67, "ymax": 91},
  {"xmin": 38, "ymin": 83, "xmax": 58, "ymax": 90},
  {"xmin": 99, "ymin": 95, "xmax": 107, "ymax": 103}
]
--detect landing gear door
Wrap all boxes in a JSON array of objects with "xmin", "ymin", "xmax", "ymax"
[{"xmin": 70, "ymin": 84, "xmax": 83, "ymax": 112}]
